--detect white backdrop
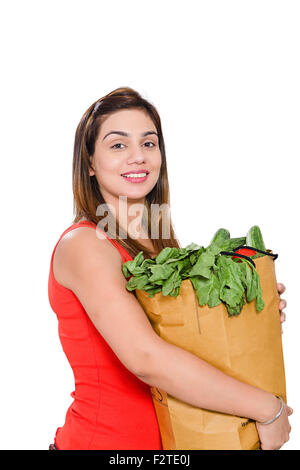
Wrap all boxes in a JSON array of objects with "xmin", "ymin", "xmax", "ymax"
[{"xmin": 1, "ymin": 0, "xmax": 299, "ymax": 450}]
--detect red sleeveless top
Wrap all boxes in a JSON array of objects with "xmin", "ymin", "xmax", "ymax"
[{"xmin": 48, "ymin": 220, "xmax": 162, "ymax": 450}]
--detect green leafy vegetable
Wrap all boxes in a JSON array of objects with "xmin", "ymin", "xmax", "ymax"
[{"xmin": 122, "ymin": 226, "xmax": 268, "ymax": 316}]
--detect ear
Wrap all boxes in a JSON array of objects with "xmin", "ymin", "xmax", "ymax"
[{"xmin": 89, "ymin": 157, "xmax": 95, "ymax": 176}]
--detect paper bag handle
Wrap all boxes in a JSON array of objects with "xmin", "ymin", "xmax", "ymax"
[{"xmin": 219, "ymin": 251, "xmax": 257, "ymax": 268}]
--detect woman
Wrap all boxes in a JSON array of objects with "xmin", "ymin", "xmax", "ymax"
[{"xmin": 48, "ymin": 87, "xmax": 292, "ymax": 450}]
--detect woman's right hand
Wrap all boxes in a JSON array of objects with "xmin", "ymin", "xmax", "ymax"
[{"xmin": 256, "ymin": 401, "xmax": 293, "ymax": 450}]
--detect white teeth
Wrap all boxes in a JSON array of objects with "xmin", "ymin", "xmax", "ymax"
[{"xmin": 122, "ymin": 173, "xmax": 147, "ymax": 178}]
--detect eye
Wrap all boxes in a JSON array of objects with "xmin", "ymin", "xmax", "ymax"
[
  {"xmin": 111, "ymin": 143, "xmax": 125, "ymax": 149},
  {"xmin": 144, "ymin": 141, "xmax": 156, "ymax": 148}
]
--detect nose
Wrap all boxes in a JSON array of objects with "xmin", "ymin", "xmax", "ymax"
[{"xmin": 127, "ymin": 143, "xmax": 145, "ymax": 164}]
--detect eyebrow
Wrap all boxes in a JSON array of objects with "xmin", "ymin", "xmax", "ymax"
[{"xmin": 102, "ymin": 130, "xmax": 158, "ymax": 141}]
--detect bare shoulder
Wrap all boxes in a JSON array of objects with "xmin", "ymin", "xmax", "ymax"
[
  {"xmin": 53, "ymin": 226, "xmax": 123, "ymax": 290},
  {"xmin": 52, "ymin": 225, "xmax": 163, "ymax": 377}
]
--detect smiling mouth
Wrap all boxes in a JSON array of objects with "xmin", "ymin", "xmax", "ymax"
[
  {"xmin": 122, "ymin": 173, "xmax": 148, "ymax": 178},
  {"xmin": 121, "ymin": 173, "xmax": 149, "ymax": 183}
]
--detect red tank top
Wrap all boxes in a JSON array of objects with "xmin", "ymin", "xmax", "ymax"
[{"xmin": 48, "ymin": 220, "xmax": 162, "ymax": 450}]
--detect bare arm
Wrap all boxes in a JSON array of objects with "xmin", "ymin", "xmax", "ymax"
[
  {"xmin": 137, "ymin": 336, "xmax": 279, "ymax": 422},
  {"xmin": 54, "ymin": 227, "xmax": 288, "ymax": 428}
]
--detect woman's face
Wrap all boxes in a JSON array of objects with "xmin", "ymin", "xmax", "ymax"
[{"xmin": 89, "ymin": 108, "xmax": 162, "ymax": 204}]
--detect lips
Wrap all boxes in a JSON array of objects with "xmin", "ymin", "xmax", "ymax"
[{"xmin": 121, "ymin": 173, "xmax": 149, "ymax": 183}]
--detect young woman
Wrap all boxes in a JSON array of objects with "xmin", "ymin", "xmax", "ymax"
[{"xmin": 48, "ymin": 87, "xmax": 292, "ymax": 450}]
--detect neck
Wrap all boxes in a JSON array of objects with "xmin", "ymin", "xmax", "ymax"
[{"xmin": 100, "ymin": 193, "xmax": 150, "ymax": 241}]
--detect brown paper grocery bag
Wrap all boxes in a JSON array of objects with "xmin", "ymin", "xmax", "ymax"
[{"xmin": 135, "ymin": 252, "xmax": 286, "ymax": 450}]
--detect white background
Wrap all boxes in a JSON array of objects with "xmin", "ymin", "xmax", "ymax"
[{"xmin": 0, "ymin": 0, "xmax": 299, "ymax": 450}]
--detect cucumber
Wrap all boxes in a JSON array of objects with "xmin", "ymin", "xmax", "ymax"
[
  {"xmin": 210, "ymin": 228, "xmax": 230, "ymax": 246},
  {"xmin": 246, "ymin": 226, "xmax": 266, "ymax": 251},
  {"xmin": 221, "ymin": 236, "xmax": 246, "ymax": 251}
]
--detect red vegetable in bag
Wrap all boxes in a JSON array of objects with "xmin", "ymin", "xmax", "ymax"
[{"xmin": 233, "ymin": 247, "xmax": 257, "ymax": 261}]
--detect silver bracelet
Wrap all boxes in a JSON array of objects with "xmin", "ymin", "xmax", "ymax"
[{"xmin": 258, "ymin": 396, "xmax": 285, "ymax": 425}]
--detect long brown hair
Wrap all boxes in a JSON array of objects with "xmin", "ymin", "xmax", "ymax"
[{"xmin": 72, "ymin": 86, "xmax": 181, "ymax": 259}]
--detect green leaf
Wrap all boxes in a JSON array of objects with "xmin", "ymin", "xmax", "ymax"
[
  {"xmin": 191, "ymin": 276, "xmax": 214, "ymax": 306},
  {"xmin": 162, "ymin": 270, "xmax": 182, "ymax": 296},
  {"xmin": 141, "ymin": 258, "xmax": 156, "ymax": 268},
  {"xmin": 145, "ymin": 286, "xmax": 163, "ymax": 297},
  {"xmin": 189, "ymin": 253, "xmax": 197, "ymax": 265},
  {"xmin": 130, "ymin": 266, "xmax": 147, "ymax": 276},
  {"xmin": 185, "ymin": 242, "xmax": 203, "ymax": 252},
  {"xmin": 121, "ymin": 263, "xmax": 131, "ymax": 278},
  {"xmin": 148, "ymin": 264, "xmax": 175, "ymax": 282},
  {"xmin": 156, "ymin": 247, "xmax": 179, "ymax": 264},
  {"xmin": 226, "ymin": 295, "xmax": 246, "ymax": 316},
  {"xmin": 122, "ymin": 251, "xmax": 145, "ymax": 274},
  {"xmin": 169, "ymin": 285, "xmax": 181, "ymax": 297},
  {"xmin": 239, "ymin": 261, "xmax": 256, "ymax": 302},
  {"xmin": 208, "ymin": 274, "xmax": 222, "ymax": 307},
  {"xmin": 189, "ymin": 249, "xmax": 215, "ymax": 279},
  {"xmin": 216, "ymin": 256, "xmax": 245, "ymax": 314}
]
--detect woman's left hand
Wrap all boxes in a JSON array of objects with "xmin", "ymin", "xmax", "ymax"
[{"xmin": 277, "ymin": 283, "xmax": 287, "ymax": 333}]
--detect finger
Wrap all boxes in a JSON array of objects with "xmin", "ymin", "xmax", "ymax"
[
  {"xmin": 280, "ymin": 312, "xmax": 286, "ymax": 323},
  {"xmin": 279, "ymin": 299, "xmax": 287, "ymax": 311},
  {"xmin": 277, "ymin": 283, "xmax": 286, "ymax": 294}
]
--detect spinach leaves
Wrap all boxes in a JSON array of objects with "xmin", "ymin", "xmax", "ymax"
[{"xmin": 121, "ymin": 232, "xmax": 265, "ymax": 317}]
